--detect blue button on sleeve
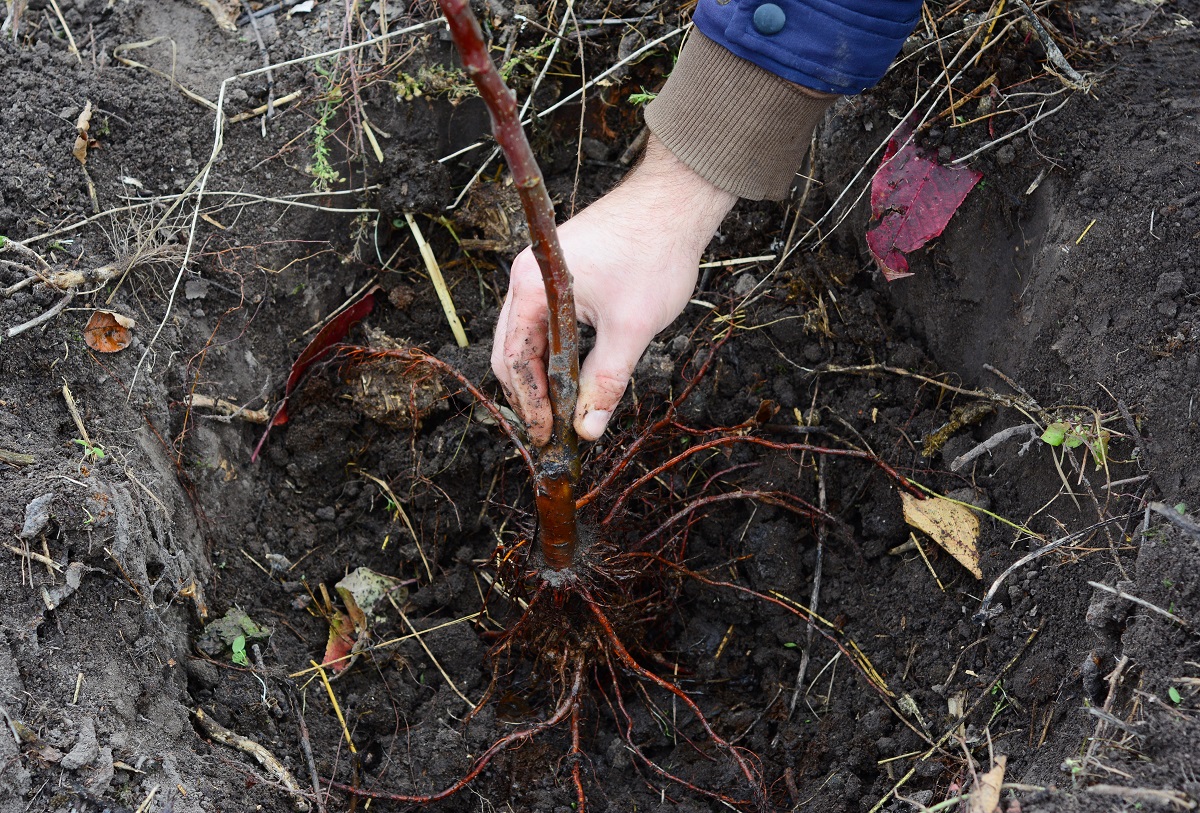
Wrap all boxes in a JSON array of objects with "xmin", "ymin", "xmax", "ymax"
[{"xmin": 752, "ymin": 3, "xmax": 787, "ymax": 34}]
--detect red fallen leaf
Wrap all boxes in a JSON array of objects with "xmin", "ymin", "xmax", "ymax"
[
  {"xmin": 251, "ymin": 286, "xmax": 379, "ymax": 461},
  {"xmin": 865, "ymin": 127, "xmax": 982, "ymax": 281},
  {"xmin": 321, "ymin": 609, "xmax": 358, "ymax": 673},
  {"xmin": 83, "ymin": 310, "xmax": 134, "ymax": 352}
]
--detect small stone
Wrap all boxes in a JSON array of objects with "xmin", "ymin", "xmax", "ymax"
[
  {"xmin": 185, "ymin": 278, "xmax": 209, "ymax": 300},
  {"xmin": 733, "ymin": 274, "xmax": 758, "ymax": 298},
  {"xmin": 20, "ymin": 493, "xmax": 55, "ymax": 539},
  {"xmin": 186, "ymin": 658, "xmax": 221, "ymax": 690}
]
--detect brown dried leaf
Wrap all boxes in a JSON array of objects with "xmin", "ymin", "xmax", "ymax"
[
  {"xmin": 72, "ymin": 100, "xmax": 93, "ymax": 165},
  {"xmin": 901, "ymin": 491, "xmax": 982, "ymax": 579},
  {"xmin": 966, "ymin": 755, "xmax": 1007, "ymax": 813},
  {"xmin": 82, "ymin": 310, "xmax": 133, "ymax": 353},
  {"xmin": 195, "ymin": 0, "xmax": 239, "ymax": 32}
]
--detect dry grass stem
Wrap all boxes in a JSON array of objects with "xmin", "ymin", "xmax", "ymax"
[
  {"xmin": 438, "ymin": 25, "xmax": 686, "ymax": 166},
  {"xmin": 126, "ymin": 18, "xmax": 443, "ymax": 396},
  {"xmin": 46, "ymin": 0, "xmax": 80, "ymax": 63},
  {"xmin": 404, "ymin": 213, "xmax": 468, "ymax": 347},
  {"xmin": 288, "ymin": 613, "xmax": 483, "ymax": 678},
  {"xmin": 1149, "ymin": 502, "xmax": 1200, "ymax": 539},
  {"xmin": 950, "ymin": 423, "xmax": 1040, "ymax": 471},
  {"xmin": 1086, "ymin": 581, "xmax": 1190, "ymax": 627},
  {"xmin": 311, "ymin": 660, "xmax": 356, "ymax": 756},
  {"xmin": 975, "ymin": 514, "xmax": 1133, "ymax": 623},
  {"xmin": 1087, "ymin": 785, "xmax": 1196, "ymax": 810},
  {"xmin": 227, "ymin": 89, "xmax": 304, "ymax": 123},
  {"xmin": 5, "ymin": 292, "xmax": 73, "ymax": 338},
  {"xmin": 1013, "ymin": 0, "xmax": 1090, "ymax": 89},
  {"xmin": 394, "ymin": 603, "xmax": 478, "ymax": 711}
]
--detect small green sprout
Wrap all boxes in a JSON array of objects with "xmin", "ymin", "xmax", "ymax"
[
  {"xmin": 1040, "ymin": 419, "xmax": 1110, "ymax": 468},
  {"xmin": 1168, "ymin": 686, "xmax": 1182, "ymax": 704},
  {"xmin": 231, "ymin": 634, "xmax": 249, "ymax": 666},
  {"xmin": 309, "ymin": 60, "xmax": 345, "ymax": 191},
  {"xmin": 783, "ymin": 642, "xmax": 798, "ymax": 648},
  {"xmin": 395, "ymin": 71, "xmax": 423, "ymax": 101},
  {"xmin": 73, "ymin": 438, "xmax": 106, "ymax": 462},
  {"xmin": 627, "ymin": 87, "xmax": 657, "ymax": 106}
]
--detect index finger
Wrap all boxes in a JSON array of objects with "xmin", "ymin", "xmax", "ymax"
[{"xmin": 496, "ymin": 284, "xmax": 553, "ymax": 447}]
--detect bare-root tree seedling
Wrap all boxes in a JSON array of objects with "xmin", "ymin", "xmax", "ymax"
[{"xmin": 316, "ymin": 2, "xmax": 930, "ymax": 809}]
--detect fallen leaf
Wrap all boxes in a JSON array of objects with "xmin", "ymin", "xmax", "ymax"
[
  {"xmin": 322, "ymin": 609, "xmax": 358, "ymax": 673},
  {"xmin": 322, "ymin": 567, "xmax": 408, "ymax": 674},
  {"xmin": 866, "ymin": 126, "xmax": 982, "ymax": 281},
  {"xmin": 251, "ymin": 286, "xmax": 380, "ymax": 461},
  {"xmin": 82, "ymin": 310, "xmax": 134, "ymax": 353},
  {"xmin": 72, "ymin": 100, "xmax": 93, "ymax": 165},
  {"xmin": 196, "ymin": 0, "xmax": 238, "ymax": 31},
  {"xmin": 336, "ymin": 567, "xmax": 406, "ymax": 619},
  {"xmin": 966, "ymin": 755, "xmax": 1007, "ymax": 813},
  {"xmin": 901, "ymin": 491, "xmax": 982, "ymax": 578}
]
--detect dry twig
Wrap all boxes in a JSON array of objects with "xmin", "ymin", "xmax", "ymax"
[{"xmin": 193, "ymin": 708, "xmax": 311, "ymax": 811}]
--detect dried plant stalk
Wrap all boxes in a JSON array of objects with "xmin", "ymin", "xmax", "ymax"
[{"xmin": 438, "ymin": 0, "xmax": 581, "ymax": 569}]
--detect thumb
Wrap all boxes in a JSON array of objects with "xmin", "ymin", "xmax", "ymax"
[{"xmin": 574, "ymin": 323, "xmax": 650, "ymax": 441}]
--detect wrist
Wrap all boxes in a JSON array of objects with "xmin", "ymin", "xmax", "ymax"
[{"xmin": 617, "ymin": 134, "xmax": 737, "ymax": 254}]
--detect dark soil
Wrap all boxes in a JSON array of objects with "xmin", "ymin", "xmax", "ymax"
[{"xmin": 1, "ymin": 1, "xmax": 1198, "ymax": 812}]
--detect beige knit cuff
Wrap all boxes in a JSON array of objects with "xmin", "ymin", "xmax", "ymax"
[{"xmin": 644, "ymin": 31, "xmax": 836, "ymax": 201}]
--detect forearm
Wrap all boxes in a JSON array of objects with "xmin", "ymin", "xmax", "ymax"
[{"xmin": 611, "ymin": 134, "xmax": 738, "ymax": 254}]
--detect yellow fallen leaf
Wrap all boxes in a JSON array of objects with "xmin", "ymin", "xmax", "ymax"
[
  {"xmin": 966, "ymin": 755, "xmax": 1007, "ymax": 813},
  {"xmin": 901, "ymin": 491, "xmax": 982, "ymax": 579}
]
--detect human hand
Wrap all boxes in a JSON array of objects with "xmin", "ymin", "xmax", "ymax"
[{"xmin": 492, "ymin": 135, "xmax": 737, "ymax": 446}]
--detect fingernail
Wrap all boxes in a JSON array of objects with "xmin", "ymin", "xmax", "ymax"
[{"xmin": 581, "ymin": 410, "xmax": 611, "ymax": 440}]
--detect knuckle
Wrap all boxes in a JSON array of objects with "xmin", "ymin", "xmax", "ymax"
[{"xmin": 588, "ymin": 370, "xmax": 629, "ymax": 400}]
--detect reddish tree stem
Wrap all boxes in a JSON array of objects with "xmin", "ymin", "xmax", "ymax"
[{"xmin": 438, "ymin": 0, "xmax": 580, "ymax": 569}]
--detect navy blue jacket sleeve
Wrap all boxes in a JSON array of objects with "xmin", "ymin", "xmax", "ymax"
[{"xmin": 694, "ymin": 0, "xmax": 924, "ymax": 95}]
